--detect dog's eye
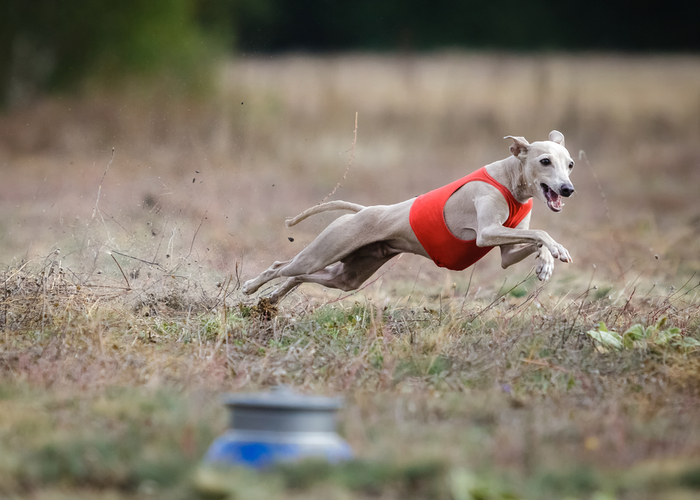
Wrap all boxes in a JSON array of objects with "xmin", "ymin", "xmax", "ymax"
[
  {"xmin": 540, "ymin": 158, "xmax": 551, "ymax": 165},
  {"xmin": 569, "ymin": 162, "xmax": 574, "ymax": 169}
]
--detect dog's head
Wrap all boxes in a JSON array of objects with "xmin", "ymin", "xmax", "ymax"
[{"xmin": 505, "ymin": 130, "xmax": 575, "ymax": 213}]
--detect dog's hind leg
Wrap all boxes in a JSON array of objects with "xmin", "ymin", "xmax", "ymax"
[
  {"xmin": 243, "ymin": 207, "xmax": 403, "ymax": 295},
  {"xmin": 242, "ymin": 259, "xmax": 292, "ymax": 294},
  {"xmin": 266, "ymin": 243, "xmax": 399, "ymax": 304},
  {"xmin": 267, "ymin": 277, "xmax": 305, "ymax": 304}
]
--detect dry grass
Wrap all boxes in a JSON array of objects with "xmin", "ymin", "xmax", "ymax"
[
  {"xmin": 1, "ymin": 256, "xmax": 699, "ymax": 499},
  {"xmin": 1, "ymin": 53, "xmax": 700, "ymax": 499}
]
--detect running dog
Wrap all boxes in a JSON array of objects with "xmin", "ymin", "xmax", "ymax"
[{"xmin": 243, "ymin": 130, "xmax": 575, "ymax": 304}]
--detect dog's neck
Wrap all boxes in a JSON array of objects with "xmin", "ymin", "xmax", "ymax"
[{"xmin": 486, "ymin": 156, "xmax": 533, "ymax": 204}]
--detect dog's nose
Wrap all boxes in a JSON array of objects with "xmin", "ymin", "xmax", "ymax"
[{"xmin": 560, "ymin": 183, "xmax": 575, "ymax": 197}]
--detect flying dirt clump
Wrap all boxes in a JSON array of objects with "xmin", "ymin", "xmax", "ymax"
[{"xmin": 250, "ymin": 297, "xmax": 278, "ymax": 320}]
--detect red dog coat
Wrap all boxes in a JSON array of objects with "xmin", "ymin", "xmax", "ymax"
[{"xmin": 409, "ymin": 167, "xmax": 533, "ymax": 271}]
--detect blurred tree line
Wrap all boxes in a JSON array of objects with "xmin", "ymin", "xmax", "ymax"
[
  {"xmin": 0, "ymin": 0, "xmax": 697, "ymax": 106},
  {"xmin": 236, "ymin": 0, "xmax": 698, "ymax": 54}
]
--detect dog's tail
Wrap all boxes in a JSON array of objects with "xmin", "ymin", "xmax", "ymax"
[{"xmin": 285, "ymin": 200, "xmax": 365, "ymax": 228}]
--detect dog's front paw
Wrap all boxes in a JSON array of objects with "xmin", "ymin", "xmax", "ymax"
[
  {"xmin": 548, "ymin": 242, "xmax": 572, "ymax": 263},
  {"xmin": 557, "ymin": 244, "xmax": 572, "ymax": 263},
  {"xmin": 535, "ymin": 246, "xmax": 554, "ymax": 281}
]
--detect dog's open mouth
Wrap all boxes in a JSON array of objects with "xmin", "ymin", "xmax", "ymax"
[{"xmin": 541, "ymin": 183, "xmax": 563, "ymax": 212}]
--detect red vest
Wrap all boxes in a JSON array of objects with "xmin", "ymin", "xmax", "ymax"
[{"xmin": 409, "ymin": 167, "xmax": 533, "ymax": 271}]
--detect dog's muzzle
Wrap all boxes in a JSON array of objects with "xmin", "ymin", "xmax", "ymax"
[
  {"xmin": 560, "ymin": 183, "xmax": 575, "ymax": 197},
  {"xmin": 542, "ymin": 183, "xmax": 574, "ymax": 212}
]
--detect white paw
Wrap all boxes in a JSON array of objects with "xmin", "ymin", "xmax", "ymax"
[
  {"xmin": 557, "ymin": 244, "xmax": 572, "ymax": 263},
  {"xmin": 535, "ymin": 246, "xmax": 554, "ymax": 281},
  {"xmin": 549, "ymin": 242, "xmax": 572, "ymax": 263},
  {"xmin": 242, "ymin": 279, "xmax": 256, "ymax": 295}
]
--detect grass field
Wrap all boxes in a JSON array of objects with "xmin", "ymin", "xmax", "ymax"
[{"xmin": 1, "ymin": 53, "xmax": 700, "ymax": 499}]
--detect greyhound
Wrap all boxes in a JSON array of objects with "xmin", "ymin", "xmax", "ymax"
[{"xmin": 243, "ymin": 130, "xmax": 575, "ymax": 304}]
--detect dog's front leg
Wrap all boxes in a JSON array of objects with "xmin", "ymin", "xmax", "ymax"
[
  {"xmin": 499, "ymin": 214, "xmax": 539, "ymax": 269},
  {"xmin": 474, "ymin": 198, "xmax": 572, "ymax": 263},
  {"xmin": 499, "ymin": 243, "xmax": 538, "ymax": 268},
  {"xmin": 534, "ymin": 245, "xmax": 555, "ymax": 281},
  {"xmin": 498, "ymin": 214, "xmax": 553, "ymax": 281},
  {"xmin": 478, "ymin": 225, "xmax": 571, "ymax": 263},
  {"xmin": 500, "ymin": 243, "xmax": 553, "ymax": 281}
]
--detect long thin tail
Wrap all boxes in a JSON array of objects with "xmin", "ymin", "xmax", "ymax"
[{"xmin": 285, "ymin": 200, "xmax": 365, "ymax": 227}]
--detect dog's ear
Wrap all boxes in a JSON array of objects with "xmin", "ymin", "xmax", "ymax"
[
  {"xmin": 504, "ymin": 136, "xmax": 530, "ymax": 158},
  {"xmin": 548, "ymin": 130, "xmax": 565, "ymax": 146}
]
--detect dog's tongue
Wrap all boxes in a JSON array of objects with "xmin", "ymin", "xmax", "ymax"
[{"xmin": 545, "ymin": 186, "xmax": 563, "ymax": 212}]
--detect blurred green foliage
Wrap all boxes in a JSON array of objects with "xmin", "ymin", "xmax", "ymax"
[{"xmin": 0, "ymin": 0, "xmax": 251, "ymax": 105}]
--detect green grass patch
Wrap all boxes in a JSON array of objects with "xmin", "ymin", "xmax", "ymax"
[{"xmin": 2, "ymin": 265, "xmax": 700, "ymax": 498}]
